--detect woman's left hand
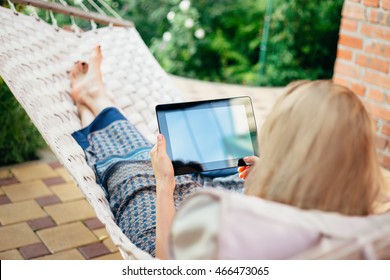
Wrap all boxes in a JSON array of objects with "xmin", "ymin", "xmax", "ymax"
[
  {"xmin": 237, "ymin": 156, "xmax": 258, "ymax": 180},
  {"xmin": 150, "ymin": 134, "xmax": 175, "ymax": 192}
]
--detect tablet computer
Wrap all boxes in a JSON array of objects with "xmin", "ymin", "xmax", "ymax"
[{"xmin": 156, "ymin": 96, "xmax": 259, "ymax": 176}]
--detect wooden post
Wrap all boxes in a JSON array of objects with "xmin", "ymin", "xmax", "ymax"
[{"xmin": 10, "ymin": 0, "xmax": 134, "ymax": 27}]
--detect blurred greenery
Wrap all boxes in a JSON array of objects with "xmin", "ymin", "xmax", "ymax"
[
  {"xmin": 115, "ymin": 0, "xmax": 343, "ymax": 86},
  {"xmin": 0, "ymin": 1, "xmax": 45, "ymax": 166},
  {"xmin": 259, "ymin": 0, "xmax": 344, "ymax": 86},
  {"xmin": 0, "ymin": 78, "xmax": 46, "ymax": 166},
  {"xmin": 18, "ymin": 0, "xmax": 343, "ymax": 86}
]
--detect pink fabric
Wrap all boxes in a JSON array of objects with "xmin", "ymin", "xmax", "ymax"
[
  {"xmin": 219, "ymin": 204, "xmax": 320, "ymax": 259},
  {"xmin": 171, "ymin": 189, "xmax": 390, "ymax": 259}
]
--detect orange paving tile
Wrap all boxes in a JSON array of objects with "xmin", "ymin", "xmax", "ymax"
[{"xmin": 2, "ymin": 180, "xmax": 53, "ymax": 202}]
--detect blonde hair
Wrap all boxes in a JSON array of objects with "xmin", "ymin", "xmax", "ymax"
[{"xmin": 245, "ymin": 80, "xmax": 383, "ymax": 216}]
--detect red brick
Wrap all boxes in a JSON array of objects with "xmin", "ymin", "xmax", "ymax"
[
  {"xmin": 381, "ymin": 155, "xmax": 390, "ymax": 169},
  {"xmin": 381, "ymin": 123, "xmax": 390, "ymax": 136},
  {"xmin": 365, "ymin": 42, "xmax": 390, "ymax": 59},
  {"xmin": 363, "ymin": 70, "xmax": 390, "ymax": 89},
  {"xmin": 352, "ymin": 83, "xmax": 367, "ymax": 96},
  {"xmin": 43, "ymin": 176, "xmax": 66, "ymax": 186},
  {"xmin": 376, "ymin": 136, "xmax": 388, "ymax": 149},
  {"xmin": 78, "ymin": 242, "xmax": 110, "ymax": 259},
  {"xmin": 35, "ymin": 195, "xmax": 61, "ymax": 206},
  {"xmin": 356, "ymin": 54, "xmax": 389, "ymax": 73},
  {"xmin": 49, "ymin": 162, "xmax": 63, "ymax": 169},
  {"xmin": 361, "ymin": 23, "xmax": 390, "ymax": 41},
  {"xmin": 0, "ymin": 176, "xmax": 19, "ymax": 186},
  {"xmin": 84, "ymin": 217, "xmax": 104, "ymax": 230},
  {"xmin": 368, "ymin": 9, "xmax": 380, "ymax": 23},
  {"xmin": 339, "ymin": 34, "xmax": 364, "ymax": 49},
  {"xmin": 368, "ymin": 88, "xmax": 385, "ymax": 101},
  {"xmin": 364, "ymin": 101, "xmax": 390, "ymax": 121},
  {"xmin": 383, "ymin": 0, "xmax": 390, "ymax": 10},
  {"xmin": 333, "ymin": 76, "xmax": 351, "ymax": 87},
  {"xmin": 341, "ymin": 18, "xmax": 358, "ymax": 32},
  {"xmin": 19, "ymin": 243, "xmax": 50, "ymax": 259},
  {"xmin": 0, "ymin": 195, "xmax": 11, "ymax": 205},
  {"xmin": 364, "ymin": 0, "xmax": 379, "ymax": 7},
  {"xmin": 334, "ymin": 61, "xmax": 361, "ymax": 78},
  {"xmin": 27, "ymin": 217, "xmax": 56, "ymax": 231},
  {"xmin": 337, "ymin": 47, "xmax": 353, "ymax": 60},
  {"xmin": 342, "ymin": 2, "xmax": 366, "ymax": 20},
  {"xmin": 369, "ymin": 9, "xmax": 390, "ymax": 25}
]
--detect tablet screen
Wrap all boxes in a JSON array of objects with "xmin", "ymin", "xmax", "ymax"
[{"xmin": 156, "ymin": 97, "xmax": 258, "ymax": 175}]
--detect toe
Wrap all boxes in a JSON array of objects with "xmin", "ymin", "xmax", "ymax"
[
  {"xmin": 69, "ymin": 61, "xmax": 87, "ymax": 80},
  {"xmin": 81, "ymin": 62, "xmax": 89, "ymax": 74},
  {"xmin": 90, "ymin": 45, "xmax": 103, "ymax": 67},
  {"xmin": 76, "ymin": 62, "xmax": 84, "ymax": 74}
]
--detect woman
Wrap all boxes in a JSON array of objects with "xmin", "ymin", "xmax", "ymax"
[{"xmin": 70, "ymin": 46, "xmax": 386, "ymax": 259}]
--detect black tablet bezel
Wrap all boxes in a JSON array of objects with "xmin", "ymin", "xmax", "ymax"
[{"xmin": 156, "ymin": 96, "xmax": 259, "ymax": 176}]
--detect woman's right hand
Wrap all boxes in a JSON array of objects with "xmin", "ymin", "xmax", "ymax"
[{"xmin": 238, "ymin": 156, "xmax": 258, "ymax": 180}]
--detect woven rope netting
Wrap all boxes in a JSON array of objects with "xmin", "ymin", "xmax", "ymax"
[{"xmin": 0, "ymin": 1, "xmax": 187, "ymax": 259}]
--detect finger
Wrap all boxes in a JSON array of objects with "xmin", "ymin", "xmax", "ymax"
[
  {"xmin": 157, "ymin": 134, "xmax": 165, "ymax": 154},
  {"xmin": 239, "ymin": 168, "xmax": 251, "ymax": 180},
  {"xmin": 243, "ymin": 156, "xmax": 258, "ymax": 165},
  {"xmin": 150, "ymin": 144, "xmax": 157, "ymax": 157},
  {"xmin": 238, "ymin": 166, "xmax": 248, "ymax": 173}
]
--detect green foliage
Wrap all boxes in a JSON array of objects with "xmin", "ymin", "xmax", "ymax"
[
  {"xmin": 258, "ymin": 0, "xmax": 344, "ymax": 86},
  {"xmin": 12, "ymin": 0, "xmax": 343, "ymax": 86},
  {"xmin": 0, "ymin": 78, "xmax": 46, "ymax": 166},
  {"xmin": 116, "ymin": 0, "xmax": 342, "ymax": 86},
  {"xmin": 118, "ymin": 0, "xmax": 171, "ymax": 46},
  {"xmin": 147, "ymin": 0, "xmax": 265, "ymax": 85}
]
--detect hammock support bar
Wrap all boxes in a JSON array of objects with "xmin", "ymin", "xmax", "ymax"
[{"xmin": 10, "ymin": 0, "xmax": 134, "ymax": 27}]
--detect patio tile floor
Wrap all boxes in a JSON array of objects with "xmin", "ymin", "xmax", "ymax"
[{"xmin": 0, "ymin": 162, "xmax": 123, "ymax": 260}]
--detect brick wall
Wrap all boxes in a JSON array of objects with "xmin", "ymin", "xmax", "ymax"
[{"xmin": 333, "ymin": 0, "xmax": 390, "ymax": 168}]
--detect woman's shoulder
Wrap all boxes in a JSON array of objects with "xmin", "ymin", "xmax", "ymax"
[{"xmin": 169, "ymin": 189, "xmax": 390, "ymax": 260}]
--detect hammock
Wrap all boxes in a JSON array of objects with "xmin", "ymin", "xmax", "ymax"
[
  {"xmin": 1, "ymin": 1, "xmax": 390, "ymax": 260},
  {"xmin": 0, "ymin": 0, "xmax": 182, "ymax": 260}
]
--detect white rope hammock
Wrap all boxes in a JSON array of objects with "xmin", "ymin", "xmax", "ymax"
[
  {"xmin": 0, "ymin": 0, "xmax": 183, "ymax": 260},
  {"xmin": 1, "ymin": 0, "xmax": 390, "ymax": 260}
]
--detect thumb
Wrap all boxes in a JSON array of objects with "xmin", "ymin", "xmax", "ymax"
[{"xmin": 157, "ymin": 134, "xmax": 166, "ymax": 154}]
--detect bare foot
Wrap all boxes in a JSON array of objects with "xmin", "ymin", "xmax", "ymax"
[{"xmin": 68, "ymin": 46, "xmax": 114, "ymax": 115}]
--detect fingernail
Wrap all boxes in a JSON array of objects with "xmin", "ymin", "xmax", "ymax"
[{"xmin": 157, "ymin": 134, "xmax": 163, "ymax": 141}]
